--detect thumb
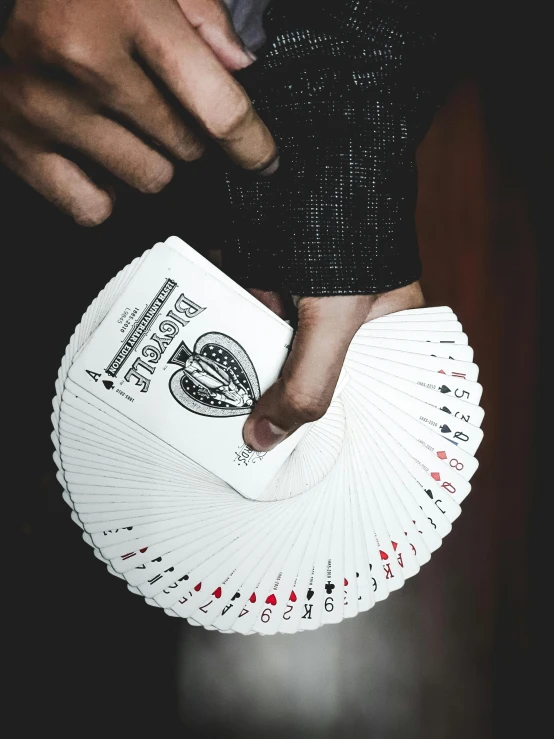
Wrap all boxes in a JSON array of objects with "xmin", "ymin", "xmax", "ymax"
[
  {"xmin": 243, "ymin": 295, "xmax": 375, "ymax": 452},
  {"xmin": 177, "ymin": 0, "xmax": 258, "ymax": 71}
]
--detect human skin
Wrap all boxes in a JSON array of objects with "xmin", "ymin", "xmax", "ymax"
[
  {"xmin": 0, "ymin": 0, "xmax": 278, "ymax": 225},
  {"xmin": 243, "ymin": 283, "xmax": 426, "ymax": 451}
]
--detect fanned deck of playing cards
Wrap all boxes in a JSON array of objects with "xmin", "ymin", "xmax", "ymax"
[{"xmin": 52, "ymin": 236, "xmax": 484, "ymax": 635}]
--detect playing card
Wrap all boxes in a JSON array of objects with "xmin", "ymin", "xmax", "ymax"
[{"xmin": 67, "ymin": 240, "xmax": 304, "ymax": 498}]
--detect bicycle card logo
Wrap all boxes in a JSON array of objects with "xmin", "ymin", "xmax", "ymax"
[{"xmin": 168, "ymin": 332, "xmax": 260, "ymax": 417}]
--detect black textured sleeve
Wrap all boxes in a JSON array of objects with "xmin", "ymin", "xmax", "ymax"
[{"xmin": 220, "ymin": 0, "xmax": 453, "ymax": 295}]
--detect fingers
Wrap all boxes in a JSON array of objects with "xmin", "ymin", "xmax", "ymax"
[
  {"xmin": 98, "ymin": 56, "xmax": 205, "ymax": 162},
  {"xmin": 176, "ymin": 0, "xmax": 257, "ymax": 71},
  {"xmin": 2, "ymin": 70, "xmax": 175, "ymax": 194},
  {"xmin": 133, "ymin": 0, "xmax": 278, "ymax": 172},
  {"xmin": 243, "ymin": 281, "xmax": 427, "ymax": 452},
  {"xmin": 243, "ymin": 295, "xmax": 375, "ymax": 451},
  {"xmin": 0, "ymin": 128, "xmax": 113, "ymax": 226},
  {"xmin": 58, "ymin": 111, "xmax": 175, "ymax": 193}
]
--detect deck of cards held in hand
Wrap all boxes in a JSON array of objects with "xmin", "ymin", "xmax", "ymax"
[{"xmin": 52, "ymin": 236, "xmax": 484, "ymax": 635}]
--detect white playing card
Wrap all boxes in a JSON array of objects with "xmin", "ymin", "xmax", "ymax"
[
  {"xmin": 350, "ymin": 334, "xmax": 475, "ymax": 362},
  {"xmin": 67, "ymin": 240, "xmax": 304, "ymax": 498},
  {"xmin": 344, "ymin": 356, "xmax": 484, "ymax": 427}
]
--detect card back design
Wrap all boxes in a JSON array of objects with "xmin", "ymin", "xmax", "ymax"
[{"xmin": 168, "ymin": 333, "xmax": 260, "ymax": 417}]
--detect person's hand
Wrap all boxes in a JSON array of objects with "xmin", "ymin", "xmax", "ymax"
[
  {"xmin": 243, "ymin": 281, "xmax": 425, "ymax": 451},
  {"xmin": 0, "ymin": 0, "xmax": 277, "ymax": 225}
]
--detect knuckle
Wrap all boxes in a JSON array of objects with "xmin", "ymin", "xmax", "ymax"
[
  {"xmin": 136, "ymin": 160, "xmax": 174, "ymax": 194},
  {"xmin": 144, "ymin": 34, "xmax": 171, "ymax": 70},
  {"xmin": 17, "ymin": 82, "xmax": 55, "ymax": 129},
  {"xmin": 182, "ymin": 139, "xmax": 205, "ymax": 162},
  {"xmin": 53, "ymin": 36, "xmax": 92, "ymax": 69},
  {"xmin": 36, "ymin": 29, "xmax": 78, "ymax": 65},
  {"xmin": 148, "ymin": 105, "xmax": 205, "ymax": 162},
  {"xmin": 211, "ymin": 2, "xmax": 233, "ymax": 28},
  {"xmin": 41, "ymin": 32, "xmax": 107, "ymax": 86},
  {"xmin": 194, "ymin": 0, "xmax": 228, "ymax": 22},
  {"xmin": 282, "ymin": 385, "xmax": 328, "ymax": 424},
  {"xmin": 204, "ymin": 95, "xmax": 252, "ymax": 141}
]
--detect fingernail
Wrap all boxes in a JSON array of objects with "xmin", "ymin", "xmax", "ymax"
[
  {"xmin": 248, "ymin": 418, "xmax": 287, "ymax": 451},
  {"xmin": 258, "ymin": 155, "xmax": 280, "ymax": 177},
  {"xmin": 239, "ymin": 44, "xmax": 257, "ymax": 67}
]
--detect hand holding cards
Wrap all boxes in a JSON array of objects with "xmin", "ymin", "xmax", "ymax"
[
  {"xmin": 52, "ymin": 236, "xmax": 484, "ymax": 634},
  {"xmin": 65, "ymin": 237, "xmax": 306, "ymax": 497}
]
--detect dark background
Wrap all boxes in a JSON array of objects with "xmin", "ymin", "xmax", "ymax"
[{"xmin": 10, "ymin": 2, "xmax": 549, "ymax": 736}]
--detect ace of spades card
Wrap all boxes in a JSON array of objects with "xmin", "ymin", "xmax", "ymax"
[{"xmin": 66, "ymin": 238, "xmax": 310, "ymax": 498}]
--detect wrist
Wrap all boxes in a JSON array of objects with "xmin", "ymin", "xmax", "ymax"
[{"xmin": 365, "ymin": 282, "xmax": 425, "ymax": 321}]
